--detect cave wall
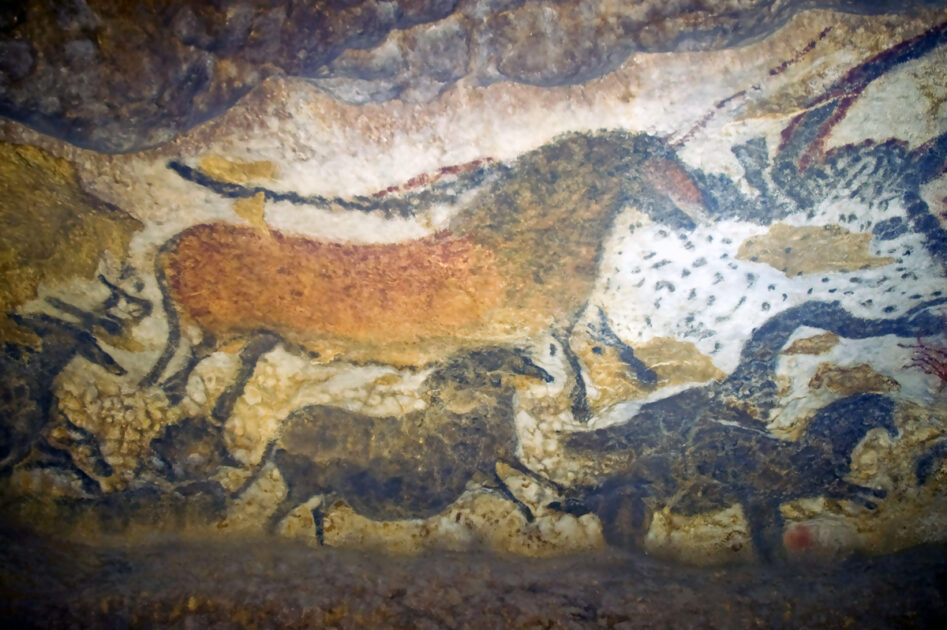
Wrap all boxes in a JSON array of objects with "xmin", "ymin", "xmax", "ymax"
[{"xmin": 1, "ymin": 0, "xmax": 946, "ymax": 565}]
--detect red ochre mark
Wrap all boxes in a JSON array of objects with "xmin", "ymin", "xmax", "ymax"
[
  {"xmin": 784, "ymin": 523, "xmax": 815, "ymax": 552},
  {"xmin": 371, "ymin": 158, "xmax": 496, "ymax": 198},
  {"xmin": 166, "ymin": 223, "xmax": 505, "ymax": 345},
  {"xmin": 669, "ymin": 26, "xmax": 833, "ymax": 149},
  {"xmin": 716, "ymin": 90, "xmax": 747, "ymax": 110},
  {"xmin": 769, "ymin": 27, "xmax": 833, "ymax": 77},
  {"xmin": 899, "ymin": 332, "xmax": 947, "ymax": 390},
  {"xmin": 643, "ymin": 158, "xmax": 704, "ymax": 207},
  {"xmin": 783, "ymin": 21, "xmax": 947, "ymax": 171}
]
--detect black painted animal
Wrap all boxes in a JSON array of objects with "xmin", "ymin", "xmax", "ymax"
[
  {"xmin": 551, "ymin": 298, "xmax": 947, "ymax": 560},
  {"xmin": 0, "ymin": 275, "xmax": 149, "ymax": 493},
  {"xmin": 234, "ymin": 347, "xmax": 556, "ymax": 543},
  {"xmin": 916, "ymin": 438, "xmax": 947, "ymax": 485},
  {"xmin": 558, "ymin": 393, "xmax": 896, "ymax": 561},
  {"xmin": 679, "ymin": 393, "xmax": 896, "ymax": 559}
]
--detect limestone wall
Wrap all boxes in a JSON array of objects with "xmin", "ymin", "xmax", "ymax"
[{"xmin": 1, "ymin": 1, "xmax": 946, "ymax": 566}]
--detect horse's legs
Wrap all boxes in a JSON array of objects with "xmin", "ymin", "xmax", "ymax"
[
  {"xmin": 553, "ymin": 327, "xmax": 591, "ymax": 424},
  {"xmin": 160, "ymin": 334, "xmax": 217, "ymax": 405},
  {"xmin": 593, "ymin": 307, "xmax": 658, "ymax": 384},
  {"xmin": 484, "ymin": 468, "xmax": 534, "ymax": 523},
  {"xmin": 742, "ymin": 496, "xmax": 786, "ymax": 563},
  {"xmin": 211, "ymin": 332, "xmax": 280, "ymax": 423}
]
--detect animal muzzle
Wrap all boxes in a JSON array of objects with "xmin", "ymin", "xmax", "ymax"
[
  {"xmin": 547, "ymin": 497, "xmax": 593, "ymax": 517},
  {"xmin": 513, "ymin": 357, "xmax": 555, "ymax": 383}
]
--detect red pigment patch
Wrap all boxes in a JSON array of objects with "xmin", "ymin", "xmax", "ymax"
[
  {"xmin": 371, "ymin": 158, "xmax": 495, "ymax": 198},
  {"xmin": 643, "ymin": 158, "xmax": 704, "ymax": 207},
  {"xmin": 784, "ymin": 524, "xmax": 815, "ymax": 551},
  {"xmin": 165, "ymin": 223, "xmax": 505, "ymax": 345}
]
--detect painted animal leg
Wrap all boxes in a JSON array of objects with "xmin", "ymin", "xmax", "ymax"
[
  {"xmin": 311, "ymin": 502, "xmax": 327, "ymax": 546},
  {"xmin": 595, "ymin": 486, "xmax": 653, "ymax": 551},
  {"xmin": 265, "ymin": 493, "xmax": 305, "ymax": 535},
  {"xmin": 211, "ymin": 332, "xmax": 280, "ymax": 423},
  {"xmin": 484, "ymin": 470, "xmax": 535, "ymax": 522},
  {"xmin": 553, "ymin": 329, "xmax": 591, "ymax": 424},
  {"xmin": 551, "ymin": 482, "xmax": 653, "ymax": 550},
  {"xmin": 594, "ymin": 307, "xmax": 658, "ymax": 385},
  {"xmin": 140, "ymin": 245, "xmax": 183, "ymax": 388},
  {"xmin": 264, "ymin": 449, "xmax": 327, "ymax": 537},
  {"xmin": 742, "ymin": 496, "xmax": 786, "ymax": 563},
  {"xmin": 159, "ymin": 334, "xmax": 217, "ymax": 405}
]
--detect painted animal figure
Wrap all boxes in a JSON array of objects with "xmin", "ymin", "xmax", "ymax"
[
  {"xmin": 143, "ymin": 130, "xmax": 695, "ymax": 405},
  {"xmin": 558, "ymin": 394, "xmax": 897, "ymax": 562},
  {"xmin": 234, "ymin": 347, "xmax": 556, "ymax": 543},
  {"xmin": 0, "ymin": 275, "xmax": 150, "ymax": 493},
  {"xmin": 553, "ymin": 299, "xmax": 947, "ymax": 561}
]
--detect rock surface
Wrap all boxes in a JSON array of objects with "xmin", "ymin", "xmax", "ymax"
[
  {"xmin": 2, "ymin": 5, "xmax": 947, "ymax": 621},
  {"xmin": 1, "ymin": 1, "xmax": 946, "ymax": 151}
]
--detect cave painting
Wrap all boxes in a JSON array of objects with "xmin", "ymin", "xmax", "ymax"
[{"xmin": 2, "ymin": 19, "xmax": 947, "ymax": 563}]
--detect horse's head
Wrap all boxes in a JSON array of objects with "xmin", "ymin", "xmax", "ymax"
[
  {"xmin": 804, "ymin": 394, "xmax": 899, "ymax": 467},
  {"xmin": 420, "ymin": 346, "xmax": 553, "ymax": 414}
]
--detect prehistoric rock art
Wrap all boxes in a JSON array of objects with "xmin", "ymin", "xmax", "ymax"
[
  {"xmin": 145, "ymin": 130, "xmax": 687, "ymax": 410},
  {"xmin": 0, "ymin": 142, "xmax": 141, "ymax": 346},
  {"xmin": 1, "ymin": 4, "xmax": 947, "ymax": 576},
  {"xmin": 0, "ymin": 275, "xmax": 150, "ymax": 493},
  {"xmin": 553, "ymin": 300, "xmax": 946, "ymax": 560},
  {"xmin": 237, "ymin": 347, "xmax": 555, "ymax": 542}
]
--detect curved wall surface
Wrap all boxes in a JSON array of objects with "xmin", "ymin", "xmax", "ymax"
[{"xmin": 2, "ymin": 1, "xmax": 947, "ymax": 625}]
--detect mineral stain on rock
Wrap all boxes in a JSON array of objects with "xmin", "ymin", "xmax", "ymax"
[
  {"xmin": 783, "ymin": 332, "xmax": 841, "ymax": 355},
  {"xmin": 737, "ymin": 223, "xmax": 896, "ymax": 276},
  {"xmin": 808, "ymin": 362, "xmax": 901, "ymax": 395}
]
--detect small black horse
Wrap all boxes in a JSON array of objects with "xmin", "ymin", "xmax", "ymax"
[
  {"xmin": 234, "ymin": 346, "xmax": 557, "ymax": 543},
  {"xmin": 555, "ymin": 393, "xmax": 896, "ymax": 561},
  {"xmin": 550, "ymin": 297, "xmax": 946, "ymax": 561}
]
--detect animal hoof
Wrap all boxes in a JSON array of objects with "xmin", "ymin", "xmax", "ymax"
[{"xmin": 916, "ymin": 454, "xmax": 937, "ymax": 485}]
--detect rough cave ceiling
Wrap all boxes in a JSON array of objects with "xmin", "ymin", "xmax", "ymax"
[
  {"xmin": 2, "ymin": 0, "xmax": 947, "ymax": 152},
  {"xmin": 1, "ymin": 0, "xmax": 947, "ymax": 582}
]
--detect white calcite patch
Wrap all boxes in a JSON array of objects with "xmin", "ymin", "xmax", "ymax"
[{"xmin": 597, "ymin": 193, "xmax": 946, "ymax": 377}]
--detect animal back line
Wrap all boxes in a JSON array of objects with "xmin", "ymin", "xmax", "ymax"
[{"xmin": 167, "ymin": 160, "xmax": 503, "ymax": 219}]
